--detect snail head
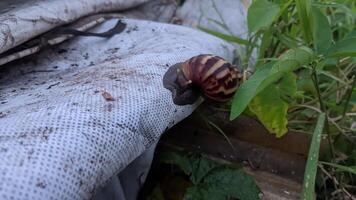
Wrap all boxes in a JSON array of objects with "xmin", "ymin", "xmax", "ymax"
[{"xmin": 163, "ymin": 63, "xmax": 200, "ymax": 105}]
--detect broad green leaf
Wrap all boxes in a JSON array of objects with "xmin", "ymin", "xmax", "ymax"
[
  {"xmin": 297, "ymin": 70, "xmax": 317, "ymax": 96},
  {"xmin": 190, "ymin": 155, "xmax": 219, "ymax": 184},
  {"xmin": 279, "ymin": 73, "xmax": 298, "ymax": 98},
  {"xmin": 276, "ymin": 33, "xmax": 299, "ymax": 49},
  {"xmin": 249, "ymin": 73, "xmax": 297, "ymax": 137},
  {"xmin": 344, "ymin": 30, "xmax": 356, "ymax": 39},
  {"xmin": 230, "ymin": 47, "xmax": 314, "ymax": 120},
  {"xmin": 311, "ymin": 6, "xmax": 332, "ymax": 54},
  {"xmin": 198, "ymin": 26, "xmax": 253, "ymax": 46},
  {"xmin": 147, "ymin": 185, "xmax": 165, "ymax": 200},
  {"xmin": 184, "ymin": 186, "xmax": 227, "ymax": 200},
  {"xmin": 296, "ymin": 0, "xmax": 312, "ymax": 42},
  {"xmin": 274, "ymin": 46, "xmax": 314, "ymax": 67},
  {"xmin": 319, "ymin": 161, "xmax": 356, "ymax": 175},
  {"xmin": 326, "ymin": 38, "xmax": 356, "ymax": 57},
  {"xmin": 160, "ymin": 153, "xmax": 220, "ymax": 185},
  {"xmin": 247, "ymin": 0, "xmax": 280, "ymax": 32},
  {"xmin": 160, "ymin": 152, "xmax": 192, "ymax": 175},
  {"xmin": 203, "ymin": 167, "xmax": 261, "ymax": 200},
  {"xmin": 301, "ymin": 113, "xmax": 326, "ymax": 200},
  {"xmin": 230, "ymin": 62, "xmax": 275, "ymax": 120}
]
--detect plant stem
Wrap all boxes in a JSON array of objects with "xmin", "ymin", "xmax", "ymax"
[
  {"xmin": 304, "ymin": 84, "xmax": 346, "ymax": 106},
  {"xmin": 243, "ymin": 32, "xmax": 260, "ymax": 69},
  {"xmin": 342, "ymin": 74, "xmax": 355, "ymax": 117},
  {"xmin": 311, "ymin": 66, "xmax": 336, "ymax": 160},
  {"xmin": 270, "ymin": 38, "xmax": 280, "ymax": 57}
]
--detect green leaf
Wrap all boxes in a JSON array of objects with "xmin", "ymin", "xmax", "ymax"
[
  {"xmin": 160, "ymin": 152, "xmax": 192, "ymax": 175},
  {"xmin": 160, "ymin": 153, "xmax": 223, "ymax": 185},
  {"xmin": 190, "ymin": 155, "xmax": 219, "ymax": 184},
  {"xmin": 206, "ymin": 120, "xmax": 235, "ymax": 152},
  {"xmin": 344, "ymin": 30, "xmax": 356, "ymax": 39},
  {"xmin": 198, "ymin": 26, "xmax": 253, "ymax": 46},
  {"xmin": 258, "ymin": 28, "xmax": 273, "ymax": 60},
  {"xmin": 230, "ymin": 62, "xmax": 276, "ymax": 120},
  {"xmin": 318, "ymin": 70, "xmax": 347, "ymax": 85},
  {"xmin": 311, "ymin": 6, "xmax": 332, "ymax": 54},
  {"xmin": 296, "ymin": 0, "xmax": 312, "ymax": 42},
  {"xmin": 184, "ymin": 186, "xmax": 227, "ymax": 200},
  {"xmin": 247, "ymin": 0, "xmax": 280, "ymax": 32},
  {"xmin": 326, "ymin": 38, "xmax": 356, "ymax": 57},
  {"xmin": 230, "ymin": 47, "xmax": 314, "ymax": 120},
  {"xmin": 274, "ymin": 46, "xmax": 314, "ymax": 68},
  {"xmin": 301, "ymin": 113, "xmax": 326, "ymax": 200},
  {"xmin": 203, "ymin": 167, "xmax": 261, "ymax": 200},
  {"xmin": 147, "ymin": 185, "xmax": 165, "ymax": 200},
  {"xmin": 276, "ymin": 33, "xmax": 299, "ymax": 49},
  {"xmin": 319, "ymin": 161, "xmax": 356, "ymax": 175},
  {"xmin": 249, "ymin": 73, "xmax": 297, "ymax": 137}
]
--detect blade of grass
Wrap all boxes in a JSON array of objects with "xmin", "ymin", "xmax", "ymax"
[
  {"xmin": 210, "ymin": 0, "xmax": 234, "ymax": 36},
  {"xmin": 258, "ymin": 28, "xmax": 272, "ymax": 60},
  {"xmin": 276, "ymin": 33, "xmax": 300, "ymax": 49},
  {"xmin": 206, "ymin": 120, "xmax": 236, "ymax": 152},
  {"xmin": 311, "ymin": 6, "xmax": 332, "ymax": 54},
  {"xmin": 206, "ymin": 18, "xmax": 230, "ymax": 33},
  {"xmin": 318, "ymin": 70, "xmax": 348, "ymax": 85},
  {"xmin": 319, "ymin": 161, "xmax": 356, "ymax": 175},
  {"xmin": 296, "ymin": 0, "xmax": 312, "ymax": 43},
  {"xmin": 198, "ymin": 26, "xmax": 254, "ymax": 46},
  {"xmin": 301, "ymin": 113, "xmax": 326, "ymax": 200}
]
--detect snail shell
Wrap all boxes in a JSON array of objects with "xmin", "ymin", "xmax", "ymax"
[{"xmin": 163, "ymin": 54, "xmax": 242, "ymax": 105}]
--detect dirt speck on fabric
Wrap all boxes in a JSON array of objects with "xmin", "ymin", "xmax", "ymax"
[
  {"xmin": 101, "ymin": 91, "xmax": 115, "ymax": 101},
  {"xmin": 105, "ymin": 103, "xmax": 113, "ymax": 112},
  {"xmin": 36, "ymin": 181, "xmax": 47, "ymax": 189}
]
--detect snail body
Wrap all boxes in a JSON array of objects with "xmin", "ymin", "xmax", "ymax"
[{"xmin": 163, "ymin": 54, "xmax": 242, "ymax": 105}]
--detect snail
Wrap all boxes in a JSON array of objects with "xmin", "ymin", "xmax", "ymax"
[{"xmin": 163, "ymin": 54, "xmax": 242, "ymax": 105}]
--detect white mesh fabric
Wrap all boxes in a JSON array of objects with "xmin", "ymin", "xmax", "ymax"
[
  {"xmin": 0, "ymin": 19, "xmax": 234, "ymax": 199},
  {"xmin": 0, "ymin": 0, "xmax": 148, "ymax": 54},
  {"xmin": 175, "ymin": 0, "xmax": 256, "ymax": 69}
]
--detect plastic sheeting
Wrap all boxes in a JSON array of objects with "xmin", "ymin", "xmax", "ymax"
[
  {"xmin": 176, "ymin": 0, "xmax": 249, "ymax": 40},
  {"xmin": 0, "ymin": 17, "xmax": 235, "ymax": 199},
  {"xmin": 0, "ymin": 0, "xmax": 148, "ymax": 54},
  {"xmin": 0, "ymin": 0, "xmax": 253, "ymax": 199},
  {"xmin": 175, "ymin": 0, "xmax": 255, "ymax": 69}
]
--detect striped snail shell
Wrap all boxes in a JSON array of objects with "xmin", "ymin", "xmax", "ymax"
[{"xmin": 163, "ymin": 54, "xmax": 242, "ymax": 105}]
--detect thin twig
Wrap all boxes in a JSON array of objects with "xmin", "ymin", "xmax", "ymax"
[
  {"xmin": 319, "ymin": 164, "xmax": 356, "ymax": 200},
  {"xmin": 290, "ymin": 104, "xmax": 322, "ymax": 113},
  {"xmin": 288, "ymin": 128, "xmax": 313, "ymax": 134},
  {"xmin": 288, "ymin": 120, "xmax": 315, "ymax": 124},
  {"xmin": 304, "ymin": 84, "xmax": 346, "ymax": 106},
  {"xmin": 329, "ymin": 118, "xmax": 346, "ymax": 134},
  {"xmin": 206, "ymin": 120, "xmax": 236, "ymax": 153}
]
